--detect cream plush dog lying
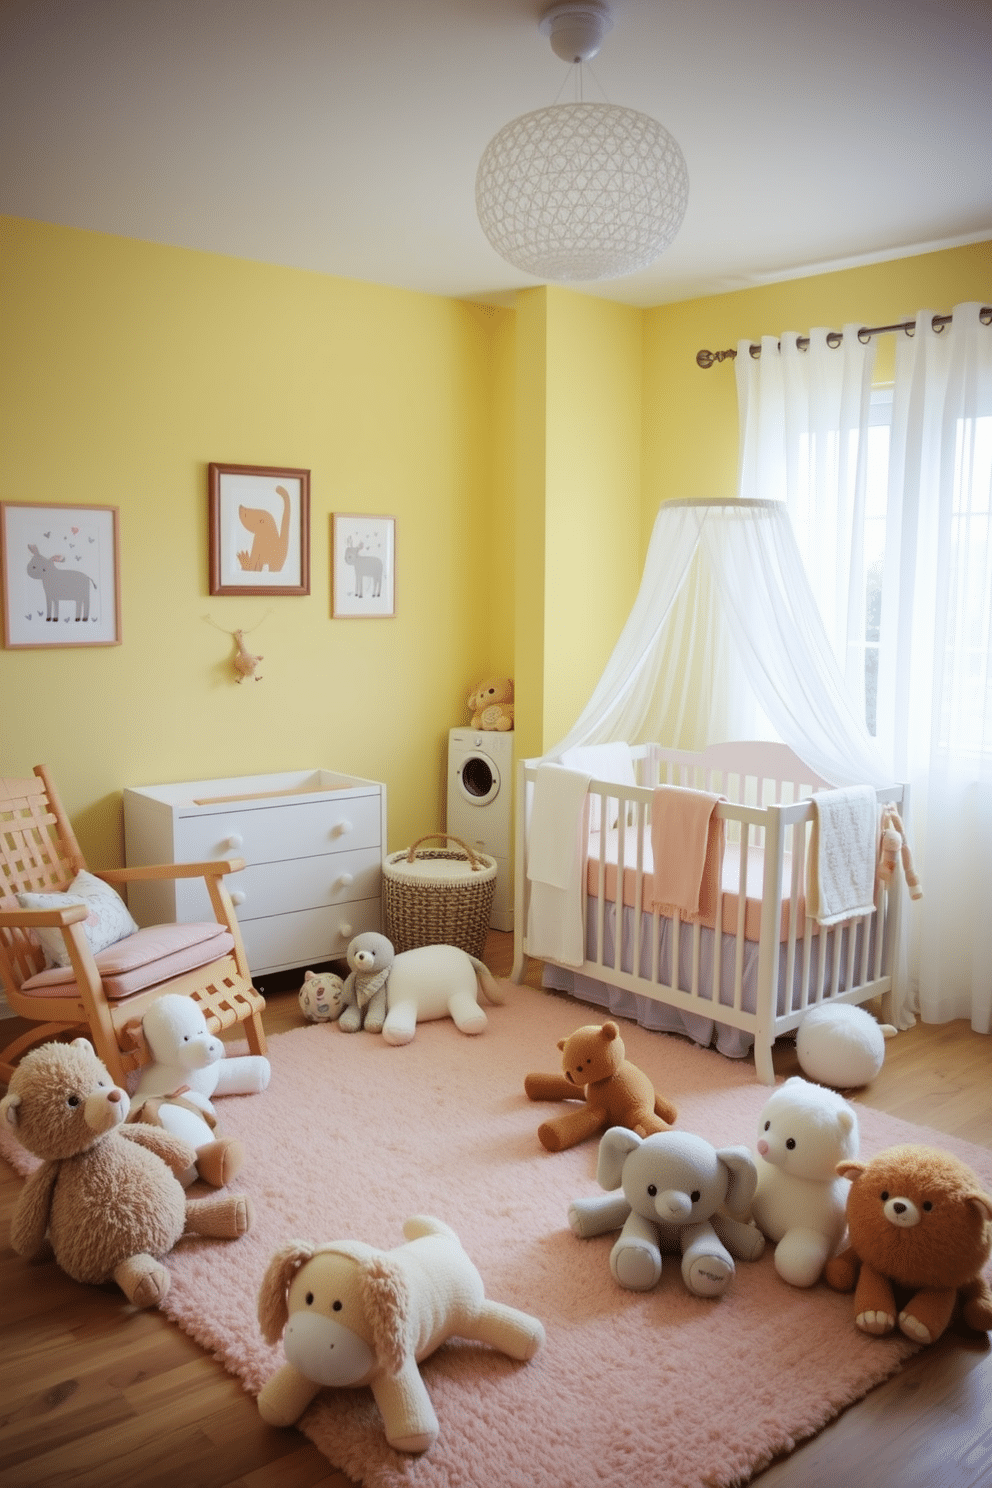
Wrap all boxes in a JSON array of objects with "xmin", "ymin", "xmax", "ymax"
[{"xmin": 256, "ymin": 1215, "xmax": 545, "ymax": 1453}]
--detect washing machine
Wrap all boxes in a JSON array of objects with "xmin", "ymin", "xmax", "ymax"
[{"xmin": 446, "ymin": 728, "xmax": 514, "ymax": 932}]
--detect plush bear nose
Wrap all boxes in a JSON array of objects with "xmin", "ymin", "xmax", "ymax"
[{"xmin": 108, "ymin": 1089, "xmax": 122, "ymax": 1103}]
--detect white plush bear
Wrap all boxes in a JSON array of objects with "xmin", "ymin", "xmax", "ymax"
[
  {"xmin": 128, "ymin": 993, "xmax": 271, "ymax": 1188},
  {"xmin": 750, "ymin": 1076, "xmax": 858, "ymax": 1288}
]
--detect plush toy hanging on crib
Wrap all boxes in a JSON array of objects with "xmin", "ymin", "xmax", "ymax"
[{"xmin": 878, "ymin": 805, "xmax": 923, "ymax": 901}]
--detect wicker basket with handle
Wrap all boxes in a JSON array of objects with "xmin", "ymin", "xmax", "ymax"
[{"xmin": 382, "ymin": 833, "xmax": 497, "ymax": 960}]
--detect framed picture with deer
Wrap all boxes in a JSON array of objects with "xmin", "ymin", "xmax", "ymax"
[
  {"xmin": 0, "ymin": 502, "xmax": 122, "ymax": 648},
  {"xmin": 332, "ymin": 513, "xmax": 396, "ymax": 618},
  {"xmin": 208, "ymin": 463, "xmax": 310, "ymax": 596}
]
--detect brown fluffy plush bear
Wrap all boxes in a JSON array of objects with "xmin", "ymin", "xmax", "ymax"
[
  {"xmin": 0, "ymin": 1038, "xmax": 254, "ymax": 1308},
  {"xmin": 824, "ymin": 1143, "xmax": 992, "ymax": 1344},
  {"xmin": 467, "ymin": 677, "xmax": 514, "ymax": 731},
  {"xmin": 524, "ymin": 1021, "xmax": 678, "ymax": 1153}
]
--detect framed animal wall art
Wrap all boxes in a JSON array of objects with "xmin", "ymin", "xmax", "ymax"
[
  {"xmin": 331, "ymin": 513, "xmax": 396, "ymax": 618},
  {"xmin": 0, "ymin": 502, "xmax": 122, "ymax": 648},
  {"xmin": 208, "ymin": 463, "xmax": 310, "ymax": 597}
]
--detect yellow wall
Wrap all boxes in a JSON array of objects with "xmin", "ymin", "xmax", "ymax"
[
  {"xmin": 511, "ymin": 286, "xmax": 643, "ymax": 756},
  {"xmin": 2, "ymin": 217, "xmax": 988, "ymax": 874},
  {"xmin": 0, "ymin": 218, "xmax": 495, "ymax": 862},
  {"xmin": 643, "ymin": 240, "xmax": 992, "ymax": 527}
]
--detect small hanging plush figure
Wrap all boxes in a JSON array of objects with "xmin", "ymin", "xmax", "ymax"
[
  {"xmin": 233, "ymin": 628, "xmax": 263, "ymax": 683},
  {"xmin": 878, "ymin": 806, "xmax": 922, "ymax": 901}
]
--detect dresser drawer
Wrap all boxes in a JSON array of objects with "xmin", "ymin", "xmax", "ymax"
[
  {"xmin": 174, "ymin": 792, "xmax": 381, "ymax": 866},
  {"xmin": 175, "ymin": 847, "xmax": 381, "ymax": 923},
  {"xmin": 242, "ymin": 899, "xmax": 381, "ymax": 976}
]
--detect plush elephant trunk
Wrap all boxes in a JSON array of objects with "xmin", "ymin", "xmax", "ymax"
[{"xmin": 656, "ymin": 1190, "xmax": 693, "ymax": 1222}]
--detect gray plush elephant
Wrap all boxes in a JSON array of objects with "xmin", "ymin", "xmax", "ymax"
[{"xmin": 568, "ymin": 1127, "xmax": 765, "ymax": 1298}]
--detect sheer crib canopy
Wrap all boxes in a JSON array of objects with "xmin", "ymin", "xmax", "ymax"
[{"xmin": 547, "ymin": 498, "xmax": 892, "ymax": 788}]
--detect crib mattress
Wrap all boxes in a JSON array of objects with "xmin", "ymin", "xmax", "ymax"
[{"xmin": 586, "ymin": 830, "xmax": 811, "ymax": 942}]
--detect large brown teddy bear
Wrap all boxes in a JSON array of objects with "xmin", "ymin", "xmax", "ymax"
[
  {"xmin": 0, "ymin": 1038, "xmax": 254, "ymax": 1309},
  {"xmin": 824, "ymin": 1144, "xmax": 992, "ymax": 1344},
  {"xmin": 524, "ymin": 1021, "xmax": 678, "ymax": 1153}
]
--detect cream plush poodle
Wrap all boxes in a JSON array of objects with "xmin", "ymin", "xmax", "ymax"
[
  {"xmin": 750, "ymin": 1076, "xmax": 859, "ymax": 1287},
  {"xmin": 128, "ymin": 992, "xmax": 271, "ymax": 1187},
  {"xmin": 256, "ymin": 1215, "xmax": 544, "ymax": 1454},
  {"xmin": 0, "ymin": 1038, "xmax": 253, "ymax": 1308}
]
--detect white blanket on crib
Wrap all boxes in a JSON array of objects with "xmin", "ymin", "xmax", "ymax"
[
  {"xmin": 527, "ymin": 763, "xmax": 591, "ymax": 966},
  {"xmin": 807, "ymin": 785, "xmax": 878, "ymax": 925}
]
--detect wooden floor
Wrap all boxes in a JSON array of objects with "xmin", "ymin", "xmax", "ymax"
[{"xmin": 1, "ymin": 931, "xmax": 990, "ymax": 1488}]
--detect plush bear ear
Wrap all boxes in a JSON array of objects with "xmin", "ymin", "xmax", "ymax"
[
  {"xmin": 557, "ymin": 1038, "xmax": 566, "ymax": 1053},
  {"xmin": 601, "ymin": 1022, "xmax": 620, "ymax": 1044},
  {"xmin": 968, "ymin": 1190, "xmax": 992, "ymax": 1223},
  {"xmin": 0, "ymin": 1092, "xmax": 21, "ymax": 1128},
  {"xmin": 836, "ymin": 1160, "xmax": 867, "ymax": 1180}
]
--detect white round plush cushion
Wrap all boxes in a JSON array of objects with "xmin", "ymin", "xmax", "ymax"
[{"xmin": 796, "ymin": 1004, "xmax": 886, "ymax": 1088}]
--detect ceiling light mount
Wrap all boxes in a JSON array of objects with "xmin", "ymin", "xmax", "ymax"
[
  {"xmin": 538, "ymin": 2, "xmax": 614, "ymax": 65},
  {"xmin": 475, "ymin": 4, "xmax": 689, "ymax": 283}
]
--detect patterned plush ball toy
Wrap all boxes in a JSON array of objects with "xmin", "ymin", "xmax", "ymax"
[{"xmin": 298, "ymin": 970, "xmax": 346, "ymax": 1024}]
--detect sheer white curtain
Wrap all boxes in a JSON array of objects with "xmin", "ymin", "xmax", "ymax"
[
  {"xmin": 736, "ymin": 326, "xmax": 877, "ymax": 702},
  {"xmin": 877, "ymin": 304, "xmax": 992, "ymax": 1032},
  {"xmin": 736, "ymin": 303, "xmax": 992, "ymax": 1033}
]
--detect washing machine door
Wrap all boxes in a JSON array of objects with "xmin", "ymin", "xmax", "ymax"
[{"xmin": 455, "ymin": 749, "xmax": 501, "ymax": 807}]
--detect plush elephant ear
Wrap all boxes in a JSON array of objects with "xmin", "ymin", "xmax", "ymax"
[
  {"xmin": 597, "ymin": 1126, "xmax": 643, "ymax": 1192},
  {"xmin": 716, "ymin": 1145, "xmax": 759, "ymax": 1217}
]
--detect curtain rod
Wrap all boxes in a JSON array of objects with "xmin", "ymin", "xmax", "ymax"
[{"xmin": 695, "ymin": 305, "xmax": 992, "ymax": 368}]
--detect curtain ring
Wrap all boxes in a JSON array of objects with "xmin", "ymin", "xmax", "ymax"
[
  {"xmin": 857, "ymin": 327, "xmax": 871, "ymax": 344},
  {"xmin": 748, "ymin": 342, "xmax": 762, "ymax": 360}
]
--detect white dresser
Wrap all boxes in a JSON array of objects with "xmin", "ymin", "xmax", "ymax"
[{"xmin": 123, "ymin": 769, "xmax": 386, "ymax": 976}]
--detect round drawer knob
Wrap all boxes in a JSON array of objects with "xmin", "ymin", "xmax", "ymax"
[
  {"xmin": 230, "ymin": 890, "xmax": 247, "ymax": 906},
  {"xmin": 338, "ymin": 922, "xmax": 353, "ymax": 940},
  {"xmin": 225, "ymin": 833, "xmax": 244, "ymax": 851},
  {"xmin": 333, "ymin": 873, "xmax": 355, "ymax": 890},
  {"xmin": 331, "ymin": 819, "xmax": 353, "ymax": 838}
]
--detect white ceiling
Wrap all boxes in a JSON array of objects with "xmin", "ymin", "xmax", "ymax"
[{"xmin": 1, "ymin": 0, "xmax": 990, "ymax": 310}]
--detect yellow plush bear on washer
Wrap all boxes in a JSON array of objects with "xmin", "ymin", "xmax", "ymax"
[{"xmin": 468, "ymin": 677, "xmax": 514, "ymax": 731}]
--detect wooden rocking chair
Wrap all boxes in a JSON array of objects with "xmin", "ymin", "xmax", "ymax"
[{"xmin": 0, "ymin": 765, "xmax": 266, "ymax": 1086}]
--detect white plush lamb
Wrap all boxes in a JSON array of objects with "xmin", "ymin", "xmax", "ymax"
[
  {"xmin": 749, "ymin": 1076, "xmax": 858, "ymax": 1288},
  {"xmin": 128, "ymin": 993, "xmax": 271, "ymax": 1188}
]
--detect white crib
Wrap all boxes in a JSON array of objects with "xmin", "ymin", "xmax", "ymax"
[{"xmin": 511, "ymin": 741, "xmax": 906, "ymax": 1084}]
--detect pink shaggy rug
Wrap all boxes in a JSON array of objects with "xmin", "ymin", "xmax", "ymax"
[{"xmin": 4, "ymin": 982, "xmax": 992, "ymax": 1488}]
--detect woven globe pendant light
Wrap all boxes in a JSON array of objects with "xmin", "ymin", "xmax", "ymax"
[{"xmin": 476, "ymin": 2, "xmax": 688, "ymax": 282}]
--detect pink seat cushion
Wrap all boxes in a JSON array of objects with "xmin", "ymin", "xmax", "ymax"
[{"xmin": 19, "ymin": 922, "xmax": 236, "ymax": 1001}]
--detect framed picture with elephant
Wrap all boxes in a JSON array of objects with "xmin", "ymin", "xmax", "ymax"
[
  {"xmin": 208, "ymin": 463, "xmax": 310, "ymax": 597},
  {"xmin": 332, "ymin": 512, "xmax": 396, "ymax": 618},
  {"xmin": 1, "ymin": 502, "xmax": 122, "ymax": 648}
]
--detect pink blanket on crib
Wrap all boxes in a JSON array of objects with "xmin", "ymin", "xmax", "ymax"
[{"xmin": 649, "ymin": 786, "xmax": 725, "ymax": 921}]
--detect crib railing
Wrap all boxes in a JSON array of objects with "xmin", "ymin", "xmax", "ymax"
[{"xmin": 513, "ymin": 747, "xmax": 906, "ymax": 1084}]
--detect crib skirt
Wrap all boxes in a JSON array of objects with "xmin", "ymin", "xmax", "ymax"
[{"xmin": 542, "ymin": 897, "xmax": 875, "ymax": 1059}]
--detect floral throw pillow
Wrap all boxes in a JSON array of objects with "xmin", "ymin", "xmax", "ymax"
[{"xmin": 17, "ymin": 869, "xmax": 139, "ymax": 968}]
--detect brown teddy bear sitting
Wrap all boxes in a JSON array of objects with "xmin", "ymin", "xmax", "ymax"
[
  {"xmin": 467, "ymin": 677, "xmax": 514, "ymax": 731},
  {"xmin": 824, "ymin": 1143, "xmax": 992, "ymax": 1344},
  {"xmin": 524, "ymin": 1021, "xmax": 678, "ymax": 1153},
  {"xmin": 0, "ymin": 1038, "xmax": 254, "ymax": 1309}
]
